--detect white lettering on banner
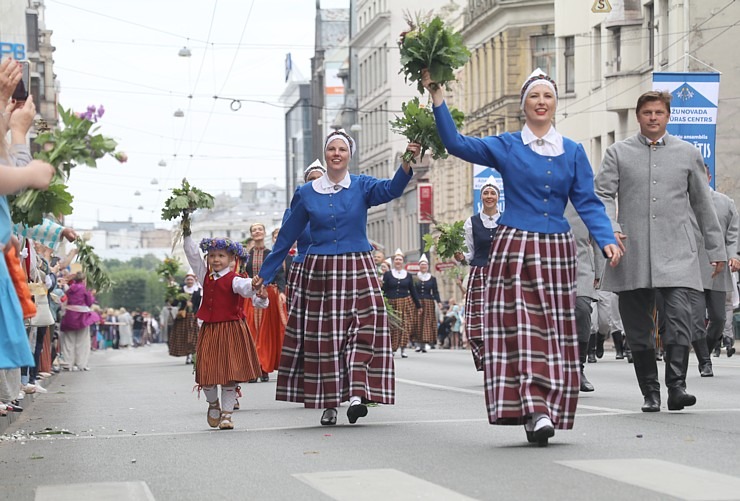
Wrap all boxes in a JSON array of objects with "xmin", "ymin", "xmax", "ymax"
[{"xmin": 692, "ymin": 142, "xmax": 712, "ymax": 158}]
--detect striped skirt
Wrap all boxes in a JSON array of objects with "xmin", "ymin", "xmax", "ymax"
[
  {"xmin": 388, "ymin": 296, "xmax": 415, "ymax": 352},
  {"xmin": 465, "ymin": 265, "xmax": 487, "ymax": 371},
  {"xmin": 168, "ymin": 312, "xmax": 198, "ymax": 357},
  {"xmin": 254, "ymin": 285, "xmax": 287, "ymax": 373},
  {"xmin": 482, "ymin": 225, "xmax": 579, "ymax": 430},
  {"xmin": 277, "ymin": 252, "xmax": 395, "ymax": 408},
  {"xmin": 286, "ymin": 261, "xmax": 303, "ymax": 301},
  {"xmin": 411, "ymin": 298, "xmax": 437, "ymax": 345},
  {"xmin": 195, "ymin": 319, "xmax": 261, "ymax": 386}
]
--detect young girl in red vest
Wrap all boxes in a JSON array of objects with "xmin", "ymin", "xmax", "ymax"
[{"xmin": 184, "ymin": 235, "xmax": 268, "ymax": 430}]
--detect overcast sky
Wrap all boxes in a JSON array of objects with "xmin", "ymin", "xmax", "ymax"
[{"xmin": 44, "ymin": 0, "xmax": 348, "ymax": 229}]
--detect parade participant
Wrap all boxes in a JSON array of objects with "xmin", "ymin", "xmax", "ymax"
[
  {"xmin": 687, "ymin": 167, "xmax": 739, "ymax": 376},
  {"xmin": 564, "ymin": 203, "xmax": 598, "ymax": 392},
  {"xmin": 411, "ymin": 254, "xmax": 442, "ymax": 353},
  {"xmin": 244, "ymin": 222, "xmax": 286, "ymax": 382},
  {"xmin": 59, "ymin": 273, "xmax": 100, "ymax": 371},
  {"xmin": 455, "ymin": 176, "xmax": 500, "ymax": 370},
  {"xmin": 167, "ymin": 273, "xmax": 201, "ymax": 364},
  {"xmin": 382, "ymin": 248, "xmax": 422, "ymax": 358},
  {"xmin": 373, "ymin": 249, "xmax": 387, "ymax": 275},
  {"xmin": 253, "ymin": 129, "xmax": 418, "ymax": 426},
  {"xmin": 424, "ymin": 68, "xmax": 620, "ymax": 446},
  {"xmin": 183, "ymin": 235, "xmax": 267, "ymax": 430},
  {"xmin": 283, "ymin": 160, "xmax": 326, "ymax": 301},
  {"xmin": 595, "ymin": 90, "xmax": 725, "ymax": 413}
]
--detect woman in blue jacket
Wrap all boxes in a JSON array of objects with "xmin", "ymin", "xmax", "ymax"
[
  {"xmin": 423, "ymin": 68, "xmax": 621, "ymax": 446},
  {"xmin": 255, "ymin": 130, "xmax": 419, "ymax": 427}
]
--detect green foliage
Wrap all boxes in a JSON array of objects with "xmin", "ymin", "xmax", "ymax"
[
  {"xmin": 74, "ymin": 238, "xmax": 112, "ymax": 292},
  {"xmin": 161, "ymin": 178, "xmax": 215, "ymax": 223},
  {"xmin": 156, "ymin": 256, "xmax": 181, "ymax": 281},
  {"xmin": 398, "ymin": 15, "xmax": 471, "ymax": 94},
  {"xmin": 423, "ymin": 220, "xmax": 467, "ymax": 259},
  {"xmin": 389, "ymin": 97, "xmax": 464, "ymax": 163},
  {"xmin": 96, "ymin": 269, "xmax": 167, "ymax": 313},
  {"xmin": 10, "ymin": 104, "xmax": 124, "ymax": 227}
]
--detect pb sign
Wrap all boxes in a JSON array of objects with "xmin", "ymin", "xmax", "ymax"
[
  {"xmin": 0, "ymin": 42, "xmax": 26, "ymax": 60},
  {"xmin": 592, "ymin": 0, "xmax": 612, "ymax": 13}
]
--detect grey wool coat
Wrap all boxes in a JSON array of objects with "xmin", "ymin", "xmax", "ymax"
[
  {"xmin": 594, "ymin": 133, "xmax": 726, "ymax": 292},
  {"xmin": 564, "ymin": 202, "xmax": 598, "ymax": 300},
  {"xmin": 691, "ymin": 190, "xmax": 739, "ymax": 292}
]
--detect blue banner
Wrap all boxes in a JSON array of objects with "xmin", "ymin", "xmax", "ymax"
[
  {"xmin": 473, "ymin": 165, "xmax": 504, "ymax": 215},
  {"xmin": 653, "ymin": 72, "xmax": 720, "ymax": 188}
]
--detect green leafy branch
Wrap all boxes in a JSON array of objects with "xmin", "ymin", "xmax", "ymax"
[
  {"xmin": 422, "ymin": 219, "xmax": 467, "ymax": 260},
  {"xmin": 74, "ymin": 237, "xmax": 112, "ymax": 292},
  {"xmin": 389, "ymin": 97, "xmax": 464, "ymax": 163}
]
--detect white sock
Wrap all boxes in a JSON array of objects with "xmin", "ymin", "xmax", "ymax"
[
  {"xmin": 202, "ymin": 385, "xmax": 218, "ymax": 404},
  {"xmin": 221, "ymin": 385, "xmax": 237, "ymax": 412},
  {"xmin": 349, "ymin": 396, "xmax": 361, "ymax": 406},
  {"xmin": 532, "ymin": 413, "xmax": 553, "ymax": 431}
]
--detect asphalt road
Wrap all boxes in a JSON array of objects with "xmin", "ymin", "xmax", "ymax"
[{"xmin": 3, "ymin": 343, "xmax": 740, "ymax": 501}]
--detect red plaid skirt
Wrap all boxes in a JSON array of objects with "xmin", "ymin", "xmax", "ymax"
[
  {"xmin": 483, "ymin": 226, "xmax": 579, "ymax": 430},
  {"xmin": 388, "ymin": 296, "xmax": 415, "ymax": 351},
  {"xmin": 465, "ymin": 265, "xmax": 487, "ymax": 371},
  {"xmin": 286, "ymin": 261, "xmax": 302, "ymax": 301},
  {"xmin": 277, "ymin": 252, "xmax": 395, "ymax": 408},
  {"xmin": 168, "ymin": 312, "xmax": 198, "ymax": 357},
  {"xmin": 410, "ymin": 298, "xmax": 437, "ymax": 344}
]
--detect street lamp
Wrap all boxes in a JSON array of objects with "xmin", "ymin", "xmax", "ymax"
[
  {"xmin": 150, "ymin": 178, "xmax": 159, "ymax": 185},
  {"xmin": 134, "ymin": 190, "xmax": 141, "ymax": 196},
  {"xmin": 158, "ymin": 159, "xmax": 167, "ymax": 167},
  {"xmin": 173, "ymin": 109, "xmax": 185, "ymax": 118},
  {"xmin": 178, "ymin": 46, "xmax": 192, "ymax": 57}
]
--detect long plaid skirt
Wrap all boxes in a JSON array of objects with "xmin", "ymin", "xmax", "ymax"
[
  {"xmin": 483, "ymin": 225, "xmax": 579, "ymax": 430},
  {"xmin": 388, "ymin": 296, "xmax": 414, "ymax": 352},
  {"xmin": 286, "ymin": 261, "xmax": 303, "ymax": 301},
  {"xmin": 465, "ymin": 265, "xmax": 487, "ymax": 371},
  {"xmin": 254, "ymin": 285, "xmax": 287, "ymax": 373},
  {"xmin": 411, "ymin": 298, "xmax": 437, "ymax": 345},
  {"xmin": 195, "ymin": 319, "xmax": 261, "ymax": 386},
  {"xmin": 277, "ymin": 252, "xmax": 394, "ymax": 408},
  {"xmin": 168, "ymin": 312, "xmax": 198, "ymax": 357}
]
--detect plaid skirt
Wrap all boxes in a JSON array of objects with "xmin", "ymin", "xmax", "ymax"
[
  {"xmin": 254, "ymin": 285, "xmax": 287, "ymax": 373},
  {"xmin": 195, "ymin": 319, "xmax": 261, "ymax": 386},
  {"xmin": 410, "ymin": 298, "xmax": 437, "ymax": 345},
  {"xmin": 277, "ymin": 252, "xmax": 395, "ymax": 408},
  {"xmin": 483, "ymin": 225, "xmax": 579, "ymax": 430},
  {"xmin": 388, "ymin": 296, "xmax": 415, "ymax": 352},
  {"xmin": 168, "ymin": 312, "xmax": 198, "ymax": 357},
  {"xmin": 286, "ymin": 261, "xmax": 302, "ymax": 301},
  {"xmin": 465, "ymin": 265, "xmax": 487, "ymax": 371}
]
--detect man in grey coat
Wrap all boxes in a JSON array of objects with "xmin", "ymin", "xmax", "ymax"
[{"xmin": 595, "ymin": 90, "xmax": 726, "ymax": 413}]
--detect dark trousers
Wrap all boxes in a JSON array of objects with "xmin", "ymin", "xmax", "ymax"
[
  {"xmin": 619, "ymin": 287, "xmax": 693, "ymax": 351},
  {"xmin": 29, "ymin": 326, "xmax": 48, "ymax": 383},
  {"xmin": 575, "ymin": 296, "xmax": 593, "ymax": 344}
]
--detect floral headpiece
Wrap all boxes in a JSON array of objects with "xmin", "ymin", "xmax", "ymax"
[{"xmin": 199, "ymin": 238, "xmax": 248, "ymax": 260}]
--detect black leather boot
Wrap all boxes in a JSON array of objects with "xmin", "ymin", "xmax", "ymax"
[
  {"xmin": 665, "ymin": 344, "xmax": 697, "ymax": 411},
  {"xmin": 578, "ymin": 342, "xmax": 594, "ymax": 392},
  {"xmin": 632, "ymin": 349, "xmax": 661, "ymax": 412},
  {"xmin": 612, "ymin": 331, "xmax": 624, "ymax": 359},
  {"xmin": 596, "ymin": 333, "xmax": 606, "ymax": 359},
  {"xmin": 623, "ymin": 337, "xmax": 634, "ymax": 363},
  {"xmin": 587, "ymin": 334, "xmax": 597, "ymax": 363},
  {"xmin": 692, "ymin": 339, "xmax": 713, "ymax": 377}
]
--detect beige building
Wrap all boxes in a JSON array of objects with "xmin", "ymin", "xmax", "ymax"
[{"xmin": 554, "ymin": 0, "xmax": 740, "ymax": 202}]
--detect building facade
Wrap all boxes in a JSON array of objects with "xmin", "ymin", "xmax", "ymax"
[{"xmin": 280, "ymin": 63, "xmax": 312, "ymax": 206}]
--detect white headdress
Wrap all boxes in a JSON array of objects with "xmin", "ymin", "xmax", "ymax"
[
  {"xmin": 419, "ymin": 254, "xmax": 429, "ymax": 264},
  {"xmin": 481, "ymin": 176, "xmax": 500, "ymax": 195},
  {"xmin": 324, "ymin": 129, "xmax": 356, "ymax": 157},
  {"xmin": 393, "ymin": 248, "xmax": 405, "ymax": 258},
  {"xmin": 520, "ymin": 68, "xmax": 558, "ymax": 109},
  {"xmin": 303, "ymin": 159, "xmax": 326, "ymax": 181}
]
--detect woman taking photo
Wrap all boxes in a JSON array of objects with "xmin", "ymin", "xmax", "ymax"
[
  {"xmin": 423, "ymin": 68, "xmax": 621, "ymax": 446},
  {"xmin": 382, "ymin": 248, "xmax": 421, "ymax": 359},
  {"xmin": 455, "ymin": 177, "xmax": 501, "ymax": 370},
  {"xmin": 254, "ymin": 130, "xmax": 418, "ymax": 426}
]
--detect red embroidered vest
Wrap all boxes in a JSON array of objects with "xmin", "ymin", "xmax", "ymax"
[{"xmin": 197, "ymin": 270, "xmax": 245, "ymax": 323}]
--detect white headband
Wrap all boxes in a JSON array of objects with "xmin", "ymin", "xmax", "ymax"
[
  {"xmin": 303, "ymin": 159, "xmax": 326, "ymax": 181},
  {"xmin": 520, "ymin": 68, "xmax": 558, "ymax": 109},
  {"xmin": 324, "ymin": 129, "xmax": 356, "ymax": 158}
]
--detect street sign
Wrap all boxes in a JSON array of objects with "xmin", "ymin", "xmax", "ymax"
[
  {"xmin": 435, "ymin": 262, "xmax": 457, "ymax": 272},
  {"xmin": 406, "ymin": 262, "xmax": 420, "ymax": 273},
  {"xmin": 592, "ymin": 0, "xmax": 612, "ymax": 13}
]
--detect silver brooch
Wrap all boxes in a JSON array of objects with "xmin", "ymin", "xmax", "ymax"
[{"xmin": 536, "ymin": 138, "xmax": 545, "ymax": 147}]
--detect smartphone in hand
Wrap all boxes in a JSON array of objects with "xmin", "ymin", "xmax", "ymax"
[{"xmin": 12, "ymin": 61, "xmax": 30, "ymax": 102}]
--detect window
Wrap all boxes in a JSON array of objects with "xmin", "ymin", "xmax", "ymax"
[
  {"xmin": 26, "ymin": 13, "xmax": 39, "ymax": 52},
  {"xmin": 531, "ymin": 35, "xmax": 556, "ymax": 79},
  {"xmin": 564, "ymin": 36, "xmax": 575, "ymax": 93},
  {"xmin": 30, "ymin": 76, "xmax": 41, "ymax": 107},
  {"xmin": 37, "ymin": 61, "xmax": 46, "ymax": 99},
  {"xmin": 610, "ymin": 27, "xmax": 621, "ymax": 72},
  {"xmin": 591, "ymin": 25, "xmax": 602, "ymax": 88},
  {"xmin": 646, "ymin": 2, "xmax": 655, "ymax": 67}
]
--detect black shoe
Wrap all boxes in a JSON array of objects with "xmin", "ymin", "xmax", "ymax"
[
  {"xmin": 728, "ymin": 346, "xmax": 736, "ymax": 358},
  {"xmin": 580, "ymin": 371, "xmax": 594, "ymax": 392},
  {"xmin": 595, "ymin": 334, "xmax": 605, "ymax": 359},
  {"xmin": 320, "ymin": 408, "xmax": 337, "ymax": 426},
  {"xmin": 665, "ymin": 345, "xmax": 696, "ymax": 411},
  {"xmin": 667, "ymin": 387, "xmax": 697, "ymax": 411},
  {"xmin": 247, "ymin": 378, "xmax": 258, "ymax": 383},
  {"xmin": 713, "ymin": 346, "xmax": 721, "ymax": 357},
  {"xmin": 612, "ymin": 331, "xmax": 625, "ymax": 360},
  {"xmin": 587, "ymin": 334, "xmax": 597, "ymax": 363},
  {"xmin": 587, "ymin": 352, "xmax": 597, "ymax": 363},
  {"xmin": 699, "ymin": 363, "xmax": 714, "ymax": 377},
  {"xmin": 347, "ymin": 403, "xmax": 368, "ymax": 424},
  {"xmin": 260, "ymin": 374, "xmax": 269, "ymax": 382},
  {"xmin": 532, "ymin": 418, "xmax": 555, "ymax": 447},
  {"xmin": 632, "ymin": 349, "xmax": 661, "ymax": 412},
  {"xmin": 414, "ymin": 346, "xmax": 422, "ymax": 352}
]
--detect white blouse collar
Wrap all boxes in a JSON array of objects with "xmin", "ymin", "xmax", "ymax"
[
  {"xmin": 391, "ymin": 269, "xmax": 407, "ymax": 279},
  {"xmin": 417, "ymin": 272, "xmax": 432, "ymax": 281},
  {"xmin": 478, "ymin": 211, "xmax": 500, "ymax": 229},
  {"xmin": 313, "ymin": 171, "xmax": 351, "ymax": 194},
  {"xmin": 521, "ymin": 124, "xmax": 564, "ymax": 155}
]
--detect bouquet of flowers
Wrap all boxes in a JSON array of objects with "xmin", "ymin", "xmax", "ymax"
[
  {"xmin": 161, "ymin": 179, "xmax": 215, "ymax": 243},
  {"xmin": 156, "ymin": 256, "xmax": 181, "ymax": 282},
  {"xmin": 74, "ymin": 237, "xmax": 112, "ymax": 292},
  {"xmin": 422, "ymin": 219, "xmax": 467, "ymax": 259},
  {"xmin": 398, "ymin": 14, "xmax": 471, "ymax": 94},
  {"xmin": 389, "ymin": 97, "xmax": 464, "ymax": 163},
  {"xmin": 10, "ymin": 105, "xmax": 126, "ymax": 227}
]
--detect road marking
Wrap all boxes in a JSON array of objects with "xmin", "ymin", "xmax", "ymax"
[
  {"xmin": 294, "ymin": 468, "xmax": 477, "ymax": 501},
  {"xmin": 558, "ymin": 459, "xmax": 740, "ymax": 500},
  {"xmin": 36, "ymin": 481, "xmax": 156, "ymax": 501}
]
